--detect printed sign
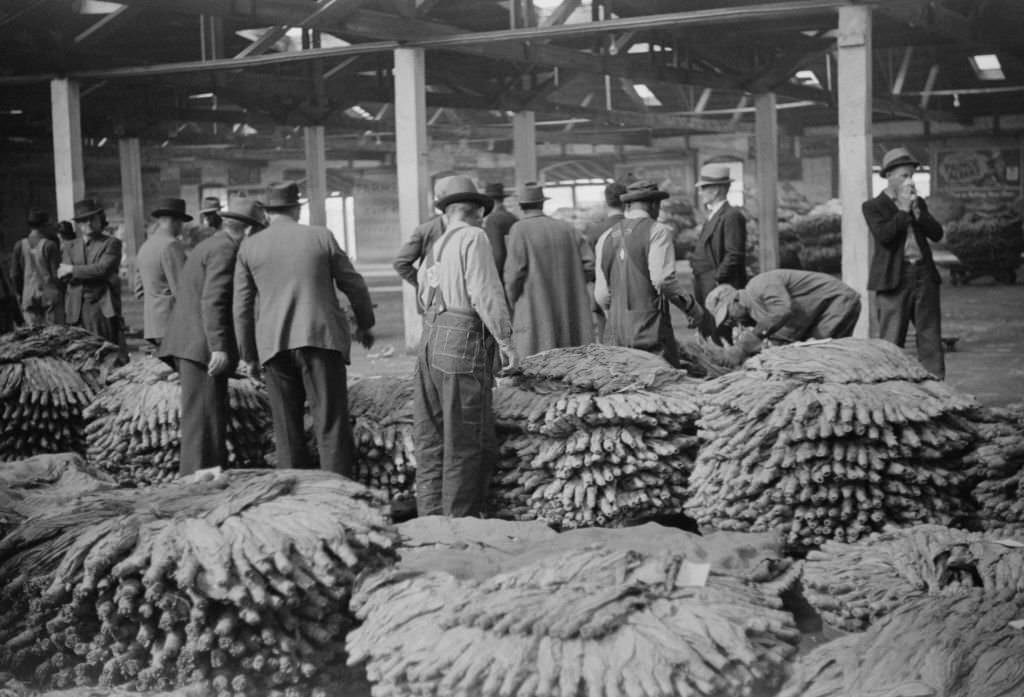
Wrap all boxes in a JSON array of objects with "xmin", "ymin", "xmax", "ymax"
[{"xmin": 933, "ymin": 148, "xmax": 1021, "ymax": 216}]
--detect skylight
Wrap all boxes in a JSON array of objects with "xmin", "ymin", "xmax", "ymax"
[
  {"xmin": 794, "ymin": 70, "xmax": 822, "ymax": 88},
  {"xmin": 633, "ymin": 83, "xmax": 662, "ymax": 107},
  {"xmin": 970, "ymin": 54, "xmax": 1005, "ymax": 80}
]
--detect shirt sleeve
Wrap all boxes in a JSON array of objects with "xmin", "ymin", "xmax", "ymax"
[
  {"xmin": 648, "ymin": 222, "xmax": 680, "ymax": 294},
  {"xmin": 464, "ymin": 231, "xmax": 512, "ymax": 344},
  {"xmin": 593, "ymin": 229, "xmax": 610, "ymax": 309}
]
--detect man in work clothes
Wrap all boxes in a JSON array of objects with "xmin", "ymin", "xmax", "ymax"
[
  {"xmin": 863, "ymin": 147, "xmax": 945, "ymax": 379},
  {"xmin": 584, "ymin": 182, "xmax": 627, "ymax": 341},
  {"xmin": 234, "ymin": 182, "xmax": 375, "ymax": 473},
  {"xmin": 482, "ymin": 182, "xmax": 517, "ymax": 275},
  {"xmin": 160, "ymin": 198, "xmax": 264, "ymax": 475},
  {"xmin": 10, "ymin": 208, "xmax": 64, "ymax": 326},
  {"xmin": 704, "ymin": 269, "xmax": 862, "ymax": 366},
  {"xmin": 414, "ymin": 175, "xmax": 519, "ymax": 517},
  {"xmin": 58, "ymin": 199, "xmax": 124, "ymax": 351},
  {"xmin": 134, "ymin": 197, "xmax": 188, "ymax": 347},
  {"xmin": 393, "ymin": 181, "xmax": 447, "ymax": 294},
  {"xmin": 504, "ymin": 182, "xmax": 595, "ymax": 357},
  {"xmin": 691, "ymin": 164, "xmax": 748, "ymax": 341},
  {"xmin": 594, "ymin": 180, "xmax": 704, "ymax": 368}
]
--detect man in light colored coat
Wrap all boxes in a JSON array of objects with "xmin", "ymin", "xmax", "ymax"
[
  {"xmin": 134, "ymin": 197, "xmax": 188, "ymax": 346},
  {"xmin": 234, "ymin": 182, "xmax": 375, "ymax": 473}
]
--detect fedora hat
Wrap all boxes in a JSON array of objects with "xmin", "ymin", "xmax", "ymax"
[
  {"xmin": 261, "ymin": 182, "xmax": 303, "ymax": 211},
  {"xmin": 199, "ymin": 196, "xmax": 222, "ymax": 214},
  {"xmin": 220, "ymin": 197, "xmax": 266, "ymax": 228},
  {"xmin": 72, "ymin": 198, "xmax": 104, "ymax": 222},
  {"xmin": 151, "ymin": 197, "xmax": 193, "ymax": 222},
  {"xmin": 696, "ymin": 164, "xmax": 734, "ymax": 188},
  {"xmin": 518, "ymin": 182, "xmax": 549, "ymax": 205},
  {"xmin": 434, "ymin": 175, "xmax": 494, "ymax": 215},
  {"xmin": 484, "ymin": 182, "xmax": 508, "ymax": 199},
  {"xmin": 27, "ymin": 208, "xmax": 50, "ymax": 227},
  {"xmin": 880, "ymin": 147, "xmax": 920, "ymax": 177},
  {"xmin": 620, "ymin": 179, "xmax": 670, "ymax": 203},
  {"xmin": 704, "ymin": 284, "xmax": 739, "ymax": 327}
]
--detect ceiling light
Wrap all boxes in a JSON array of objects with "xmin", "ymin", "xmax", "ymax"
[
  {"xmin": 970, "ymin": 54, "xmax": 1005, "ymax": 80},
  {"xmin": 633, "ymin": 83, "xmax": 662, "ymax": 107}
]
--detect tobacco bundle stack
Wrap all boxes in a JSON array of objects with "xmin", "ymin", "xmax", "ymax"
[
  {"xmin": 348, "ymin": 547, "xmax": 800, "ymax": 697},
  {"xmin": 964, "ymin": 403, "xmax": 1024, "ymax": 532},
  {"xmin": 778, "ymin": 592, "xmax": 1024, "ymax": 697},
  {"xmin": 0, "ymin": 325, "xmax": 121, "ymax": 390},
  {"xmin": 802, "ymin": 524, "xmax": 1024, "ymax": 632},
  {"xmin": 349, "ymin": 376, "xmax": 416, "ymax": 501},
  {"xmin": 491, "ymin": 345, "xmax": 701, "ymax": 528},
  {"xmin": 0, "ymin": 469, "xmax": 398, "ymax": 696},
  {"xmin": 83, "ymin": 358, "xmax": 272, "ymax": 485},
  {"xmin": 686, "ymin": 338, "xmax": 979, "ymax": 550},
  {"xmin": 0, "ymin": 355, "xmax": 94, "ymax": 460}
]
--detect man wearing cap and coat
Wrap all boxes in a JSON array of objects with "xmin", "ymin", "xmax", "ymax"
[
  {"xmin": 691, "ymin": 164, "xmax": 748, "ymax": 340},
  {"xmin": 504, "ymin": 182, "xmax": 595, "ymax": 356},
  {"xmin": 58, "ymin": 199, "xmax": 124, "ymax": 351},
  {"xmin": 393, "ymin": 180, "xmax": 447, "ymax": 294},
  {"xmin": 183, "ymin": 196, "xmax": 223, "ymax": 250},
  {"xmin": 863, "ymin": 147, "xmax": 945, "ymax": 379},
  {"xmin": 234, "ymin": 182, "xmax": 375, "ymax": 473},
  {"xmin": 414, "ymin": 175, "xmax": 519, "ymax": 517},
  {"xmin": 161, "ymin": 198, "xmax": 264, "ymax": 475},
  {"xmin": 482, "ymin": 183, "xmax": 517, "ymax": 275},
  {"xmin": 10, "ymin": 208, "xmax": 64, "ymax": 326},
  {"xmin": 134, "ymin": 198, "xmax": 188, "ymax": 346},
  {"xmin": 594, "ymin": 180, "xmax": 704, "ymax": 367}
]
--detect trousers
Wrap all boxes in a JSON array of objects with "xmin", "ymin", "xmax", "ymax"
[
  {"xmin": 876, "ymin": 263, "xmax": 945, "ymax": 379},
  {"xmin": 264, "ymin": 347, "xmax": 355, "ymax": 474},
  {"xmin": 813, "ymin": 293, "xmax": 862, "ymax": 339},
  {"xmin": 177, "ymin": 357, "xmax": 228, "ymax": 475},
  {"xmin": 413, "ymin": 307, "xmax": 497, "ymax": 517}
]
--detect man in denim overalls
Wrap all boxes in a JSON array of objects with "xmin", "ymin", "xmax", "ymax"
[{"xmin": 413, "ymin": 175, "xmax": 519, "ymax": 517}]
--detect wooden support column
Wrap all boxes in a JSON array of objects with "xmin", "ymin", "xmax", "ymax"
[
  {"xmin": 837, "ymin": 4, "xmax": 873, "ymax": 338},
  {"xmin": 304, "ymin": 125, "xmax": 328, "ymax": 227},
  {"xmin": 394, "ymin": 47, "xmax": 429, "ymax": 351},
  {"xmin": 118, "ymin": 137, "xmax": 145, "ymax": 281},
  {"xmin": 755, "ymin": 91, "xmax": 779, "ymax": 272},
  {"xmin": 50, "ymin": 78, "xmax": 85, "ymax": 222},
  {"xmin": 513, "ymin": 111, "xmax": 537, "ymax": 187}
]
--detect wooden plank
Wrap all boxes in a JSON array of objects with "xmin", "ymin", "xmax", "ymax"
[
  {"xmin": 755, "ymin": 91, "xmax": 779, "ymax": 272},
  {"xmin": 393, "ymin": 47, "xmax": 428, "ymax": 351},
  {"xmin": 118, "ymin": 137, "xmax": 145, "ymax": 282},
  {"xmin": 836, "ymin": 4, "xmax": 873, "ymax": 339},
  {"xmin": 50, "ymin": 78, "xmax": 84, "ymax": 221},
  {"xmin": 513, "ymin": 111, "xmax": 537, "ymax": 187},
  {"xmin": 891, "ymin": 46, "xmax": 912, "ymax": 95},
  {"xmin": 304, "ymin": 125, "xmax": 328, "ymax": 226}
]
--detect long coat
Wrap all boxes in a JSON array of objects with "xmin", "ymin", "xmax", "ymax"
[
  {"xmin": 134, "ymin": 233, "xmax": 186, "ymax": 340},
  {"xmin": 159, "ymin": 230, "xmax": 240, "ymax": 368},
  {"xmin": 504, "ymin": 212, "xmax": 595, "ymax": 357},
  {"xmin": 62, "ymin": 233, "xmax": 122, "ymax": 326},
  {"xmin": 233, "ymin": 217, "xmax": 374, "ymax": 365}
]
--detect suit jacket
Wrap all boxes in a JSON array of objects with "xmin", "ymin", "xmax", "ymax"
[
  {"xmin": 393, "ymin": 215, "xmax": 445, "ymax": 287},
  {"xmin": 62, "ymin": 233, "xmax": 123, "ymax": 325},
  {"xmin": 233, "ymin": 218, "xmax": 374, "ymax": 365},
  {"xmin": 483, "ymin": 207, "xmax": 517, "ymax": 275},
  {"xmin": 691, "ymin": 202, "xmax": 748, "ymax": 288},
  {"xmin": 134, "ymin": 233, "xmax": 186, "ymax": 340},
  {"xmin": 862, "ymin": 192, "xmax": 943, "ymax": 291},
  {"xmin": 159, "ymin": 230, "xmax": 240, "ymax": 368}
]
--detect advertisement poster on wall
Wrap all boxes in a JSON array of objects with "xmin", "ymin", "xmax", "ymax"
[{"xmin": 933, "ymin": 148, "xmax": 1021, "ymax": 217}]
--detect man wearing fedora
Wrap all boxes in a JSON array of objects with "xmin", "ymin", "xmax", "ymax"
[
  {"xmin": 161, "ymin": 197, "xmax": 265, "ymax": 475},
  {"xmin": 10, "ymin": 208, "xmax": 64, "ymax": 326},
  {"xmin": 504, "ymin": 181, "xmax": 595, "ymax": 357},
  {"xmin": 134, "ymin": 197, "xmax": 189, "ymax": 347},
  {"xmin": 691, "ymin": 163, "xmax": 748, "ymax": 341},
  {"xmin": 234, "ymin": 182, "xmax": 375, "ymax": 473},
  {"xmin": 58, "ymin": 198, "xmax": 125, "ymax": 352},
  {"xmin": 414, "ymin": 175, "xmax": 518, "ymax": 517},
  {"xmin": 584, "ymin": 182, "xmax": 628, "ymax": 341},
  {"xmin": 594, "ymin": 180, "xmax": 704, "ymax": 367},
  {"xmin": 863, "ymin": 147, "xmax": 945, "ymax": 379},
  {"xmin": 483, "ymin": 182, "xmax": 517, "ymax": 275},
  {"xmin": 393, "ymin": 180, "xmax": 447, "ymax": 294}
]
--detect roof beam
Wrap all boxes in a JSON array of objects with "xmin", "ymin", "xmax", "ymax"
[
  {"xmin": 235, "ymin": 25, "xmax": 290, "ymax": 58},
  {"xmin": 74, "ymin": 3, "xmax": 143, "ymax": 45},
  {"xmin": 538, "ymin": 0, "xmax": 581, "ymax": 28}
]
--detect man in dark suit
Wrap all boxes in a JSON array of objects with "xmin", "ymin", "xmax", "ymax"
[
  {"xmin": 58, "ymin": 199, "xmax": 124, "ymax": 351},
  {"xmin": 159, "ymin": 198, "xmax": 264, "ymax": 475},
  {"xmin": 234, "ymin": 182, "xmax": 375, "ymax": 473},
  {"xmin": 482, "ymin": 182, "xmax": 517, "ymax": 275},
  {"xmin": 863, "ymin": 147, "xmax": 945, "ymax": 378},
  {"xmin": 690, "ymin": 164, "xmax": 747, "ymax": 341}
]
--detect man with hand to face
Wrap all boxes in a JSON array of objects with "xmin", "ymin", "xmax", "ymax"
[{"xmin": 862, "ymin": 147, "xmax": 945, "ymax": 378}]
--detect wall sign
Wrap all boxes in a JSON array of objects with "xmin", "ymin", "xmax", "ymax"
[{"xmin": 933, "ymin": 148, "xmax": 1021, "ymax": 216}]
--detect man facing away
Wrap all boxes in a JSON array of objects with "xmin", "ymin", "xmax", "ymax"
[
  {"xmin": 234, "ymin": 182, "xmax": 375, "ymax": 473},
  {"xmin": 10, "ymin": 208, "xmax": 63, "ymax": 326},
  {"xmin": 160, "ymin": 198, "xmax": 265, "ymax": 475},
  {"xmin": 134, "ymin": 197, "xmax": 188, "ymax": 347},
  {"xmin": 504, "ymin": 181, "xmax": 595, "ymax": 357},
  {"xmin": 414, "ymin": 175, "xmax": 519, "ymax": 517},
  {"xmin": 584, "ymin": 182, "xmax": 628, "ymax": 342},
  {"xmin": 393, "ymin": 183, "xmax": 447, "ymax": 296},
  {"xmin": 482, "ymin": 182, "xmax": 517, "ymax": 276},
  {"xmin": 862, "ymin": 147, "xmax": 945, "ymax": 379}
]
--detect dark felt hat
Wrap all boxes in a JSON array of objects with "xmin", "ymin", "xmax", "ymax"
[
  {"xmin": 261, "ymin": 182, "xmax": 302, "ymax": 211},
  {"xmin": 880, "ymin": 147, "xmax": 921, "ymax": 177},
  {"xmin": 434, "ymin": 176, "xmax": 494, "ymax": 215},
  {"xmin": 27, "ymin": 208, "xmax": 50, "ymax": 227},
  {"xmin": 484, "ymin": 182, "xmax": 508, "ymax": 199},
  {"xmin": 620, "ymin": 179, "xmax": 670, "ymax": 203},
  {"xmin": 72, "ymin": 198, "xmax": 104, "ymax": 222},
  {"xmin": 200, "ymin": 196, "xmax": 222, "ymax": 214},
  {"xmin": 518, "ymin": 182, "xmax": 549, "ymax": 205},
  {"xmin": 220, "ymin": 197, "xmax": 266, "ymax": 228},
  {"xmin": 151, "ymin": 197, "xmax": 193, "ymax": 222},
  {"xmin": 604, "ymin": 182, "xmax": 628, "ymax": 208}
]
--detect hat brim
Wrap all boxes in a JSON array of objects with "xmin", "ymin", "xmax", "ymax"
[
  {"xmin": 221, "ymin": 212, "xmax": 263, "ymax": 227},
  {"xmin": 199, "ymin": 207, "xmax": 222, "ymax": 215},
  {"xmin": 620, "ymin": 190, "xmax": 670, "ymax": 203},
  {"xmin": 880, "ymin": 158, "xmax": 920, "ymax": 177},
  {"xmin": 436, "ymin": 192, "xmax": 494, "ymax": 216},
  {"xmin": 71, "ymin": 207, "xmax": 104, "ymax": 222},
  {"xmin": 261, "ymin": 202, "xmax": 302, "ymax": 211},
  {"xmin": 151, "ymin": 209, "xmax": 194, "ymax": 222},
  {"xmin": 518, "ymin": 197, "xmax": 550, "ymax": 205},
  {"xmin": 696, "ymin": 178, "xmax": 733, "ymax": 189}
]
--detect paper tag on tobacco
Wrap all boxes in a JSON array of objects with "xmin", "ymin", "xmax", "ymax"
[
  {"xmin": 676, "ymin": 561, "xmax": 711, "ymax": 587},
  {"xmin": 1010, "ymin": 619, "xmax": 1024, "ymax": 630}
]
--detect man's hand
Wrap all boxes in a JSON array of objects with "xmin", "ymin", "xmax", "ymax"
[
  {"xmin": 896, "ymin": 180, "xmax": 916, "ymax": 212},
  {"xmin": 238, "ymin": 360, "xmax": 261, "ymax": 381},
  {"xmin": 499, "ymin": 343, "xmax": 521, "ymax": 374},
  {"xmin": 355, "ymin": 328, "xmax": 375, "ymax": 350},
  {"xmin": 735, "ymin": 329, "xmax": 763, "ymax": 357},
  {"xmin": 207, "ymin": 351, "xmax": 230, "ymax": 377},
  {"xmin": 685, "ymin": 302, "xmax": 706, "ymax": 329},
  {"xmin": 57, "ymin": 263, "xmax": 74, "ymax": 279}
]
